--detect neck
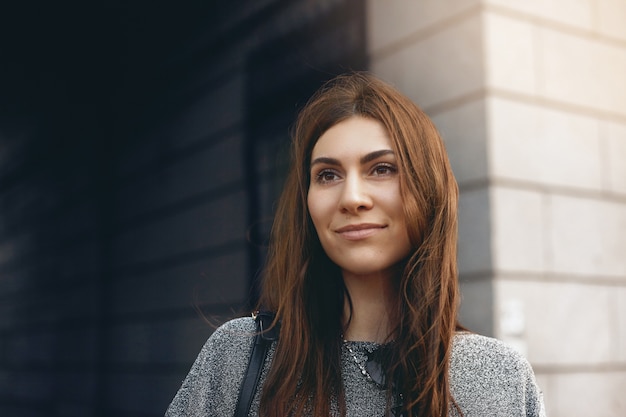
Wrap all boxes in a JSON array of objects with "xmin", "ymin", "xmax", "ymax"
[{"xmin": 341, "ymin": 269, "xmax": 397, "ymax": 343}]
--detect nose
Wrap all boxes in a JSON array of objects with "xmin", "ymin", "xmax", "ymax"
[{"xmin": 339, "ymin": 174, "xmax": 373, "ymax": 214}]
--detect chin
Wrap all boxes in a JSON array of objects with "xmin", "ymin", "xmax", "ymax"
[{"xmin": 335, "ymin": 261, "xmax": 400, "ymax": 278}]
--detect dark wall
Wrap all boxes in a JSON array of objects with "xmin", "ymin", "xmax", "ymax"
[{"xmin": 0, "ymin": 1, "xmax": 366, "ymax": 416}]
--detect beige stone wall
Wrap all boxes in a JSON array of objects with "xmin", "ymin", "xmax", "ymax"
[{"xmin": 367, "ymin": 1, "xmax": 626, "ymax": 415}]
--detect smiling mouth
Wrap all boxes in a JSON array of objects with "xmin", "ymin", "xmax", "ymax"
[{"xmin": 335, "ymin": 224, "xmax": 386, "ymax": 240}]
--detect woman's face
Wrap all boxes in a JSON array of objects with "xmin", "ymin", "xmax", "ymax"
[{"xmin": 307, "ymin": 117, "xmax": 413, "ymax": 278}]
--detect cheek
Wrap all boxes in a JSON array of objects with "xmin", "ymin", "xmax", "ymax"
[
  {"xmin": 307, "ymin": 189, "xmax": 337, "ymax": 242},
  {"xmin": 382, "ymin": 186, "xmax": 406, "ymax": 216}
]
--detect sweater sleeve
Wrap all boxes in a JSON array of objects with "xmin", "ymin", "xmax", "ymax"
[
  {"xmin": 165, "ymin": 317, "xmax": 257, "ymax": 417},
  {"xmin": 522, "ymin": 357, "xmax": 546, "ymax": 417},
  {"xmin": 449, "ymin": 333, "xmax": 546, "ymax": 417}
]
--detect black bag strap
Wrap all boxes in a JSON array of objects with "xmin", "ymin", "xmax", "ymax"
[{"xmin": 234, "ymin": 311, "xmax": 278, "ymax": 417}]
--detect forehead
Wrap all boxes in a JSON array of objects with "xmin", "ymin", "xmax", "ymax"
[{"xmin": 311, "ymin": 117, "xmax": 392, "ymax": 159}]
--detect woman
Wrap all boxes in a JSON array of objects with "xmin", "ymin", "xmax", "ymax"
[{"xmin": 166, "ymin": 72, "xmax": 545, "ymax": 417}]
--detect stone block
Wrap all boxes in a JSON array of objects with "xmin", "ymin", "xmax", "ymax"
[
  {"xmin": 0, "ymin": 233, "xmax": 30, "ymax": 270},
  {"xmin": 109, "ymin": 317, "xmax": 214, "ymax": 365},
  {"xmin": 10, "ymin": 371, "xmax": 53, "ymax": 402},
  {"xmin": 550, "ymin": 371, "xmax": 626, "ymax": 417},
  {"xmin": 431, "ymin": 98, "xmax": 488, "ymax": 184},
  {"xmin": 485, "ymin": 0, "xmax": 594, "ymax": 30},
  {"xmin": 491, "ymin": 186, "xmax": 544, "ymax": 272},
  {"xmin": 458, "ymin": 187, "xmax": 492, "ymax": 274},
  {"xmin": 548, "ymin": 195, "xmax": 626, "ymax": 277},
  {"xmin": 4, "ymin": 330, "xmax": 56, "ymax": 366},
  {"xmin": 115, "ymin": 133, "xmax": 245, "ymax": 222},
  {"xmin": 114, "ymin": 73, "xmax": 243, "ymax": 178},
  {"xmin": 484, "ymin": 12, "xmax": 536, "ymax": 94},
  {"xmin": 51, "ymin": 371, "xmax": 96, "ymax": 403},
  {"xmin": 111, "ymin": 249, "xmax": 248, "ymax": 315},
  {"xmin": 495, "ymin": 280, "xmax": 614, "ymax": 365},
  {"xmin": 367, "ymin": 0, "xmax": 480, "ymax": 52},
  {"xmin": 458, "ymin": 278, "xmax": 494, "ymax": 336},
  {"xmin": 107, "ymin": 373, "xmax": 181, "ymax": 415},
  {"xmin": 114, "ymin": 133, "xmax": 169, "ymax": 179},
  {"xmin": 488, "ymin": 97, "xmax": 603, "ymax": 190},
  {"xmin": 539, "ymin": 27, "xmax": 626, "ymax": 117},
  {"xmin": 596, "ymin": 0, "xmax": 626, "ymax": 41},
  {"xmin": 604, "ymin": 120, "xmax": 626, "ymax": 195},
  {"xmin": 111, "ymin": 190, "xmax": 247, "ymax": 268},
  {"xmin": 172, "ymin": 74, "xmax": 245, "ymax": 149},
  {"xmin": 372, "ymin": 13, "xmax": 484, "ymax": 109},
  {"xmin": 619, "ymin": 287, "xmax": 626, "ymax": 363}
]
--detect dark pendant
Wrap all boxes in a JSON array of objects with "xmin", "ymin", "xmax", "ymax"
[{"xmin": 365, "ymin": 349, "xmax": 388, "ymax": 388}]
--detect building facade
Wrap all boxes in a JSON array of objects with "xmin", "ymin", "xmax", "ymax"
[
  {"xmin": 0, "ymin": 1, "xmax": 624, "ymax": 416},
  {"xmin": 366, "ymin": 1, "xmax": 626, "ymax": 415}
]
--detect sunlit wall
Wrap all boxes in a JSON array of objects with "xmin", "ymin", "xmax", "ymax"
[{"xmin": 367, "ymin": 1, "xmax": 626, "ymax": 416}]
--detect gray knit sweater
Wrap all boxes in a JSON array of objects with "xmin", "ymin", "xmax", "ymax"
[{"xmin": 166, "ymin": 317, "xmax": 545, "ymax": 417}]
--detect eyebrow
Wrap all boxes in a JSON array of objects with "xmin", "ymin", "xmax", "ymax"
[{"xmin": 310, "ymin": 149, "xmax": 395, "ymax": 167}]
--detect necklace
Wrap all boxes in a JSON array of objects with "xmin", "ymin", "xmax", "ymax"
[
  {"xmin": 344, "ymin": 340, "xmax": 375, "ymax": 383},
  {"xmin": 343, "ymin": 339, "xmax": 387, "ymax": 388},
  {"xmin": 343, "ymin": 339, "xmax": 405, "ymax": 415}
]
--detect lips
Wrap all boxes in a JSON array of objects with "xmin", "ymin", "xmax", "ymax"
[{"xmin": 335, "ymin": 223, "xmax": 386, "ymax": 240}]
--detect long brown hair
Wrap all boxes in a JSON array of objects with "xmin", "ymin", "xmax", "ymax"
[{"xmin": 257, "ymin": 72, "xmax": 462, "ymax": 417}]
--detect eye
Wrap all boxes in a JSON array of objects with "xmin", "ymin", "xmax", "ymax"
[
  {"xmin": 371, "ymin": 163, "xmax": 397, "ymax": 177},
  {"xmin": 315, "ymin": 169, "xmax": 341, "ymax": 184}
]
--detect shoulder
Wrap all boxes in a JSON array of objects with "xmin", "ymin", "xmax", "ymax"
[
  {"xmin": 450, "ymin": 332, "xmax": 545, "ymax": 416},
  {"xmin": 165, "ymin": 316, "xmax": 258, "ymax": 417},
  {"xmin": 177, "ymin": 316, "xmax": 258, "ymax": 380},
  {"xmin": 451, "ymin": 332, "xmax": 532, "ymax": 372},
  {"xmin": 194, "ymin": 316, "xmax": 257, "ymax": 366},
  {"xmin": 207, "ymin": 316, "xmax": 257, "ymax": 345}
]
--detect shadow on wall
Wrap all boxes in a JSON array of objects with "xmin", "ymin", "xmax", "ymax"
[{"xmin": 0, "ymin": 1, "xmax": 367, "ymax": 416}]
